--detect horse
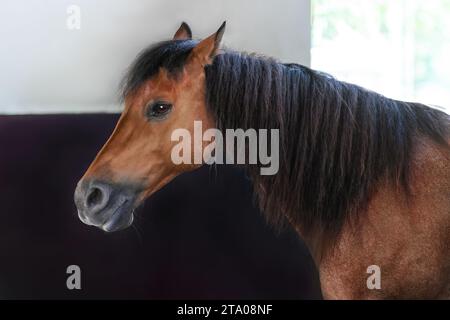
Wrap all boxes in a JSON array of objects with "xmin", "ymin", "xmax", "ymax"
[{"xmin": 74, "ymin": 22, "xmax": 450, "ymax": 299}]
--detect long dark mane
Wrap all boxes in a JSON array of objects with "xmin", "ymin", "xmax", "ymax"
[{"xmin": 122, "ymin": 40, "xmax": 450, "ymax": 244}]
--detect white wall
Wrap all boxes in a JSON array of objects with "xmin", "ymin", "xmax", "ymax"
[{"xmin": 0, "ymin": 0, "xmax": 311, "ymax": 114}]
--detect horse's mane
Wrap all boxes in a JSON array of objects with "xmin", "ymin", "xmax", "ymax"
[{"xmin": 122, "ymin": 40, "xmax": 450, "ymax": 244}]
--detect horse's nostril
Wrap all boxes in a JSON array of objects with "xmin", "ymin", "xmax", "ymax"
[{"xmin": 86, "ymin": 187, "xmax": 103, "ymax": 208}]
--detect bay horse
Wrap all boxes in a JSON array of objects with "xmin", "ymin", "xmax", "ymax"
[{"xmin": 74, "ymin": 22, "xmax": 450, "ymax": 299}]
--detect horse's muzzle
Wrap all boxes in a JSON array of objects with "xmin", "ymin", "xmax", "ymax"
[{"xmin": 74, "ymin": 179, "xmax": 137, "ymax": 232}]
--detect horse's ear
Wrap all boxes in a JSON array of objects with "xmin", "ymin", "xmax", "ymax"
[
  {"xmin": 173, "ymin": 22, "xmax": 192, "ymax": 40},
  {"xmin": 189, "ymin": 21, "xmax": 226, "ymax": 66}
]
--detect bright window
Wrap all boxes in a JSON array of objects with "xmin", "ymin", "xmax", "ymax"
[{"xmin": 312, "ymin": 0, "xmax": 450, "ymax": 112}]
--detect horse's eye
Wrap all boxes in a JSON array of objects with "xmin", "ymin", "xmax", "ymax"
[{"xmin": 146, "ymin": 102, "xmax": 173, "ymax": 120}]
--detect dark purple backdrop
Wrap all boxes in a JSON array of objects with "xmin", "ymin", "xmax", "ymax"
[{"xmin": 0, "ymin": 114, "xmax": 321, "ymax": 299}]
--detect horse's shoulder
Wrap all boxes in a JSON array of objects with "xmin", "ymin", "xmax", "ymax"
[{"xmin": 410, "ymin": 136, "xmax": 450, "ymax": 196}]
